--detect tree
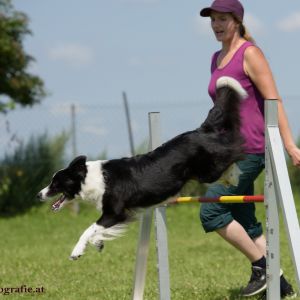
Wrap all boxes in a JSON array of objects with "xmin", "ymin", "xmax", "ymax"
[{"xmin": 0, "ymin": 0, "xmax": 46, "ymax": 113}]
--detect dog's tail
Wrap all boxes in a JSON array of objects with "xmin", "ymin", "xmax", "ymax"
[
  {"xmin": 201, "ymin": 76, "xmax": 247, "ymax": 134},
  {"xmin": 216, "ymin": 76, "xmax": 248, "ymax": 100}
]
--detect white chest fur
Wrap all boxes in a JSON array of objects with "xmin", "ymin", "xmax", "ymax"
[{"xmin": 79, "ymin": 160, "xmax": 106, "ymax": 210}]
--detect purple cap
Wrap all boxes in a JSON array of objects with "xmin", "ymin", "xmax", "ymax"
[{"xmin": 200, "ymin": 0, "xmax": 244, "ymax": 21}]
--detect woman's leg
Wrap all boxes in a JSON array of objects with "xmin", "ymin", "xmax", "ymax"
[
  {"xmin": 200, "ymin": 154, "xmax": 267, "ymax": 296},
  {"xmin": 253, "ymin": 234, "xmax": 267, "ymax": 257},
  {"xmin": 216, "ymin": 220, "xmax": 264, "ymax": 262}
]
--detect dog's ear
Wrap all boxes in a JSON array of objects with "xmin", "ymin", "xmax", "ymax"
[
  {"xmin": 68, "ymin": 155, "xmax": 87, "ymax": 178},
  {"xmin": 69, "ymin": 155, "xmax": 87, "ymax": 169}
]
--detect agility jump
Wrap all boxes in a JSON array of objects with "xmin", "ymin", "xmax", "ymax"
[{"xmin": 132, "ymin": 101, "xmax": 300, "ymax": 300}]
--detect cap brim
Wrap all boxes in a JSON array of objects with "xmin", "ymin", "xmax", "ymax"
[
  {"xmin": 199, "ymin": 7, "xmax": 212, "ymax": 17},
  {"xmin": 200, "ymin": 6, "xmax": 233, "ymax": 17}
]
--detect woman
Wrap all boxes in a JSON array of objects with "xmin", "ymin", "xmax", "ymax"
[{"xmin": 199, "ymin": 0, "xmax": 300, "ymax": 297}]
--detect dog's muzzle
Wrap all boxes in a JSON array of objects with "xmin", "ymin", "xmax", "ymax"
[{"xmin": 36, "ymin": 187, "xmax": 49, "ymax": 202}]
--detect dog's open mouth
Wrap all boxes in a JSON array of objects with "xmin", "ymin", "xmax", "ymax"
[{"xmin": 52, "ymin": 195, "xmax": 67, "ymax": 211}]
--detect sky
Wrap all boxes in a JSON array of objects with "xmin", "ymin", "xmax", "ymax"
[{"xmin": 2, "ymin": 0, "xmax": 300, "ymax": 160}]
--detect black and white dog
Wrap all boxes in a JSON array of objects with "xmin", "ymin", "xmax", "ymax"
[{"xmin": 38, "ymin": 76, "xmax": 247, "ymax": 260}]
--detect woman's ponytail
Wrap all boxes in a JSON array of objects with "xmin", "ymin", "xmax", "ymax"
[
  {"xmin": 239, "ymin": 23, "xmax": 256, "ymax": 44},
  {"xmin": 232, "ymin": 13, "xmax": 256, "ymax": 44}
]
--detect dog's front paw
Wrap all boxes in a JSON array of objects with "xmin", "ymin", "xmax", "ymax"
[
  {"xmin": 69, "ymin": 244, "xmax": 86, "ymax": 260},
  {"xmin": 69, "ymin": 254, "xmax": 81, "ymax": 261}
]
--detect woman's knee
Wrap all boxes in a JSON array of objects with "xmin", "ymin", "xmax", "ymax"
[{"xmin": 200, "ymin": 203, "xmax": 233, "ymax": 233}]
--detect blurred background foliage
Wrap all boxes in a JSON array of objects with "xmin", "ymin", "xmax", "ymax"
[{"xmin": 0, "ymin": 133, "xmax": 67, "ymax": 216}]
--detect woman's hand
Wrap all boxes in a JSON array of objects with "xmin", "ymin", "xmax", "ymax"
[{"xmin": 287, "ymin": 145, "xmax": 300, "ymax": 168}]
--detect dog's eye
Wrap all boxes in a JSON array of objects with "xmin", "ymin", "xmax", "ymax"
[{"xmin": 50, "ymin": 181, "xmax": 60, "ymax": 191}]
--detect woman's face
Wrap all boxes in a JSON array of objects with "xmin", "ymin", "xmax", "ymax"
[{"xmin": 210, "ymin": 11, "xmax": 239, "ymax": 43}]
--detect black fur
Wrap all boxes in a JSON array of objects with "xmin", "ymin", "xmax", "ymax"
[{"xmin": 97, "ymin": 85, "xmax": 245, "ymax": 228}]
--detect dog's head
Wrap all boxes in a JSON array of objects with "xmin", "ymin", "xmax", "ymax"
[{"xmin": 37, "ymin": 155, "xmax": 87, "ymax": 211}]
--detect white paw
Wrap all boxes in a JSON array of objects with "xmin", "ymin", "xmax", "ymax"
[{"xmin": 69, "ymin": 243, "xmax": 86, "ymax": 260}]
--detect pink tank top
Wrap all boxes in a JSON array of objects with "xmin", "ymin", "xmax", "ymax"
[{"xmin": 208, "ymin": 41, "xmax": 265, "ymax": 154}]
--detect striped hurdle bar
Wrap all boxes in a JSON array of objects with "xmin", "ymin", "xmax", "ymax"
[{"xmin": 168, "ymin": 195, "xmax": 264, "ymax": 205}]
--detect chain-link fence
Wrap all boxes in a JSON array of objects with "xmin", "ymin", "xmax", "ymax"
[{"xmin": 2, "ymin": 96, "xmax": 300, "ymax": 160}]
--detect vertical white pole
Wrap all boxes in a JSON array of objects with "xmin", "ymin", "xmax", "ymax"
[
  {"xmin": 265, "ymin": 100, "xmax": 281, "ymax": 300},
  {"xmin": 133, "ymin": 112, "xmax": 170, "ymax": 300},
  {"xmin": 148, "ymin": 112, "xmax": 171, "ymax": 300},
  {"xmin": 266, "ymin": 101, "xmax": 300, "ymax": 293},
  {"xmin": 132, "ymin": 209, "xmax": 153, "ymax": 300},
  {"xmin": 154, "ymin": 207, "xmax": 171, "ymax": 300},
  {"xmin": 151, "ymin": 112, "xmax": 171, "ymax": 300}
]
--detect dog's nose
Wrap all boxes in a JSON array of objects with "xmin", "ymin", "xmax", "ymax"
[{"xmin": 37, "ymin": 192, "xmax": 42, "ymax": 200}]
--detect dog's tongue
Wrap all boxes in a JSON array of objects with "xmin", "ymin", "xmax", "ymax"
[{"xmin": 52, "ymin": 195, "xmax": 66, "ymax": 211}]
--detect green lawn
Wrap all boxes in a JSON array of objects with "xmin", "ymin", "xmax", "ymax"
[{"xmin": 0, "ymin": 201, "xmax": 299, "ymax": 300}]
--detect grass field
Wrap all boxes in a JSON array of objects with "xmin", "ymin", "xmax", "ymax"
[{"xmin": 1, "ymin": 200, "xmax": 299, "ymax": 300}]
